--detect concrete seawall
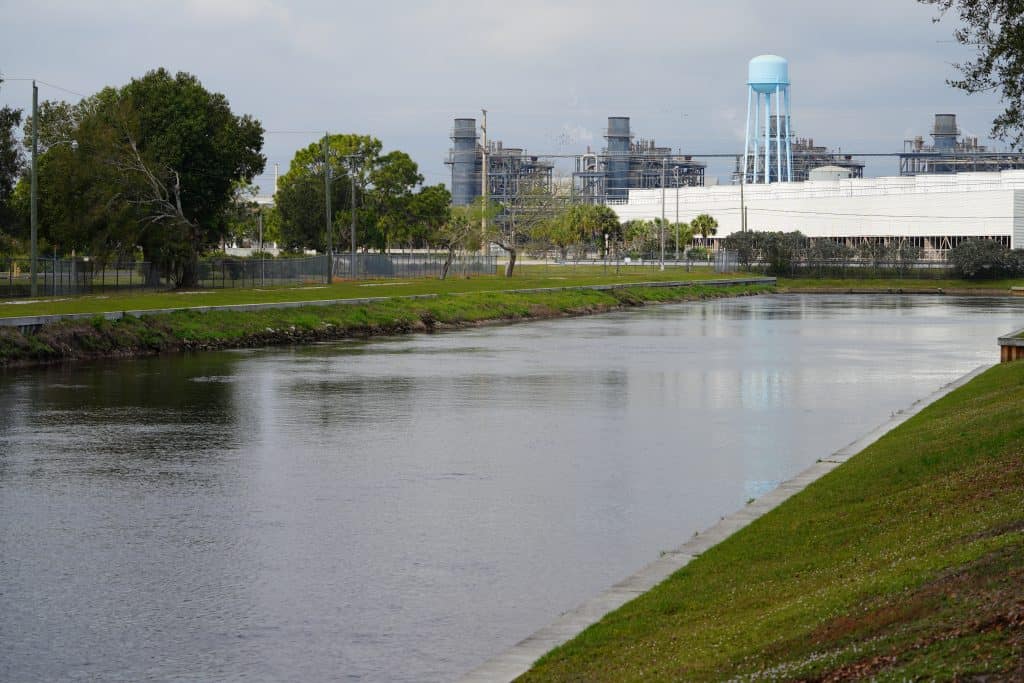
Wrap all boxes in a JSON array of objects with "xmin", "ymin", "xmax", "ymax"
[{"xmin": 458, "ymin": 363, "xmax": 993, "ymax": 683}]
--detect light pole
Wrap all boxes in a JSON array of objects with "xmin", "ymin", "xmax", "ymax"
[
  {"xmin": 672, "ymin": 166, "xmax": 681, "ymax": 261},
  {"xmin": 659, "ymin": 157, "xmax": 666, "ymax": 271},
  {"xmin": 343, "ymin": 154, "xmax": 363, "ymax": 280},
  {"xmin": 323, "ymin": 132, "xmax": 332, "ymax": 284},
  {"xmin": 30, "ymin": 81, "xmax": 38, "ymax": 296}
]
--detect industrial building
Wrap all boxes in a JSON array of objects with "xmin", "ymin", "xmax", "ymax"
[
  {"xmin": 898, "ymin": 114, "xmax": 1024, "ymax": 175},
  {"xmin": 446, "ymin": 118, "xmax": 554, "ymax": 207},
  {"xmin": 735, "ymin": 126, "xmax": 864, "ymax": 183},
  {"xmin": 571, "ymin": 116, "xmax": 706, "ymax": 204},
  {"xmin": 613, "ymin": 169, "xmax": 1024, "ymax": 256}
]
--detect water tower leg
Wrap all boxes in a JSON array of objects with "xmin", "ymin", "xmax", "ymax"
[
  {"xmin": 775, "ymin": 84, "xmax": 782, "ymax": 184},
  {"xmin": 743, "ymin": 88, "xmax": 752, "ymax": 184},
  {"xmin": 784, "ymin": 87, "xmax": 793, "ymax": 182},
  {"xmin": 764, "ymin": 93, "xmax": 770, "ymax": 183},
  {"xmin": 753, "ymin": 92, "xmax": 760, "ymax": 183}
]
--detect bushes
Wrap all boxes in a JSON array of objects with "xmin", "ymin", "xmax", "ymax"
[{"xmin": 947, "ymin": 239, "xmax": 1022, "ymax": 279}]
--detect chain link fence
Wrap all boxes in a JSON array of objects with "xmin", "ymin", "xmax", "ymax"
[{"xmin": 0, "ymin": 253, "xmax": 497, "ymax": 299}]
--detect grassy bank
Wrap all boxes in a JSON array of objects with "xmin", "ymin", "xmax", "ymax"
[
  {"xmin": 777, "ymin": 276, "xmax": 1024, "ymax": 294},
  {"xmin": 522, "ymin": 362, "xmax": 1024, "ymax": 681},
  {"xmin": 0, "ymin": 283, "xmax": 769, "ymax": 367},
  {"xmin": 0, "ymin": 265, "xmax": 725, "ymax": 319}
]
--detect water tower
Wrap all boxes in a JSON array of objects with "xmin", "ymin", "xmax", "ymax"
[{"xmin": 742, "ymin": 55, "xmax": 793, "ymax": 183}]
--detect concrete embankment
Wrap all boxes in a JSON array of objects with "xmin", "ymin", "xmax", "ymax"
[{"xmin": 0, "ymin": 279, "xmax": 774, "ymax": 368}]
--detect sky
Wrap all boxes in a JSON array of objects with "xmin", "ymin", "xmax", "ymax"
[{"xmin": 0, "ymin": 0, "xmax": 1004, "ymax": 190}]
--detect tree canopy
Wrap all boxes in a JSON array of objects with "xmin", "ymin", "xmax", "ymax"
[
  {"xmin": 23, "ymin": 68, "xmax": 265, "ymax": 285},
  {"xmin": 0, "ymin": 77, "xmax": 23, "ymax": 241},
  {"xmin": 922, "ymin": 0, "xmax": 1024, "ymax": 147},
  {"xmin": 274, "ymin": 134, "xmax": 442, "ymax": 255}
]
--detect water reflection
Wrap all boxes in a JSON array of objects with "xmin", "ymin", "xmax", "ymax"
[{"xmin": 0, "ymin": 295, "xmax": 1021, "ymax": 682}]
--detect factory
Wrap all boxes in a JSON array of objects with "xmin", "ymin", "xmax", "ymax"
[
  {"xmin": 613, "ymin": 56, "xmax": 1024, "ymax": 255},
  {"xmin": 614, "ymin": 170, "xmax": 1024, "ymax": 256},
  {"xmin": 571, "ymin": 117, "xmax": 706, "ymax": 203},
  {"xmin": 447, "ymin": 54, "xmax": 1024, "ymax": 254},
  {"xmin": 446, "ymin": 118, "xmax": 553, "ymax": 207}
]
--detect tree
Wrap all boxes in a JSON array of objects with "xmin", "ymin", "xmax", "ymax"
[
  {"xmin": 275, "ymin": 134, "xmax": 424, "ymax": 255},
  {"xmin": 0, "ymin": 78, "xmax": 23, "ymax": 233},
  {"xmin": 29, "ymin": 70, "xmax": 265, "ymax": 285},
  {"xmin": 691, "ymin": 213, "xmax": 719, "ymax": 261},
  {"xmin": 434, "ymin": 204, "xmax": 483, "ymax": 280},
  {"xmin": 723, "ymin": 231, "xmax": 761, "ymax": 271},
  {"xmin": 623, "ymin": 219, "xmax": 657, "ymax": 258},
  {"xmin": 671, "ymin": 221, "xmax": 695, "ymax": 260},
  {"xmin": 948, "ymin": 238, "xmax": 1017, "ymax": 278},
  {"xmin": 762, "ymin": 231, "xmax": 806, "ymax": 276},
  {"xmin": 490, "ymin": 186, "xmax": 565, "ymax": 276},
  {"xmin": 922, "ymin": 0, "xmax": 1024, "ymax": 147},
  {"xmin": 404, "ymin": 184, "xmax": 451, "ymax": 249}
]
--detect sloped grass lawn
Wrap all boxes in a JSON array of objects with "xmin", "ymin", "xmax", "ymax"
[
  {"xmin": 522, "ymin": 362, "xmax": 1024, "ymax": 681},
  {"xmin": 0, "ymin": 266, "xmax": 734, "ymax": 319},
  {"xmin": 0, "ymin": 284, "xmax": 768, "ymax": 365}
]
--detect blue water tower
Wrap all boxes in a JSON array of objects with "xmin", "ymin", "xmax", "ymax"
[{"xmin": 743, "ymin": 55, "xmax": 793, "ymax": 183}]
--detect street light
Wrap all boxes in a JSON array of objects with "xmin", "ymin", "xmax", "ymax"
[
  {"xmin": 659, "ymin": 157, "xmax": 666, "ymax": 271},
  {"xmin": 671, "ymin": 166, "xmax": 681, "ymax": 261},
  {"xmin": 342, "ymin": 154, "xmax": 363, "ymax": 280}
]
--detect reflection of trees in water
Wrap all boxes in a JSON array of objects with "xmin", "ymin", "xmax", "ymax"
[{"xmin": 11, "ymin": 353, "xmax": 243, "ymax": 467}]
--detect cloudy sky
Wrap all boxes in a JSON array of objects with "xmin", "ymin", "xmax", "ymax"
[{"xmin": 0, "ymin": 0, "xmax": 1002, "ymax": 189}]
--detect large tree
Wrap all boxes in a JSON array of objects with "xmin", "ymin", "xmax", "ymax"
[
  {"xmin": 922, "ymin": 0, "xmax": 1024, "ymax": 147},
  {"xmin": 0, "ymin": 77, "xmax": 23, "ymax": 236},
  {"xmin": 29, "ymin": 69, "xmax": 265, "ymax": 285},
  {"xmin": 274, "ymin": 134, "xmax": 426, "ymax": 254}
]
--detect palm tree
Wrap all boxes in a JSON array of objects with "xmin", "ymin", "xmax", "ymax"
[{"xmin": 691, "ymin": 214, "xmax": 718, "ymax": 262}]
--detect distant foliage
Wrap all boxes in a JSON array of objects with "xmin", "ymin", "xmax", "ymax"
[
  {"xmin": 722, "ymin": 230, "xmax": 945, "ymax": 278},
  {"xmin": 948, "ymin": 239, "xmax": 1021, "ymax": 279}
]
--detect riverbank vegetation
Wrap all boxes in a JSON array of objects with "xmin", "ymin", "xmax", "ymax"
[
  {"xmin": 0, "ymin": 283, "xmax": 770, "ymax": 367},
  {"xmin": 0, "ymin": 267, "xmax": 754, "ymax": 319},
  {"xmin": 522, "ymin": 361, "xmax": 1024, "ymax": 681}
]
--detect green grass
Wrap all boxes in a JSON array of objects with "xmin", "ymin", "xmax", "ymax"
[
  {"xmin": 0, "ymin": 283, "xmax": 770, "ymax": 365},
  {"xmin": 0, "ymin": 264, "xmax": 736, "ymax": 319},
  {"xmin": 777, "ymin": 276, "xmax": 1024, "ymax": 292},
  {"xmin": 520, "ymin": 362, "xmax": 1024, "ymax": 681}
]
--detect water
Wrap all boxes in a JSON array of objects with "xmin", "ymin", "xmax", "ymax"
[{"xmin": 1, "ymin": 294, "xmax": 1020, "ymax": 681}]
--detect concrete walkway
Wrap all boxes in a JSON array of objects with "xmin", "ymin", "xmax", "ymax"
[{"xmin": 458, "ymin": 363, "xmax": 992, "ymax": 683}]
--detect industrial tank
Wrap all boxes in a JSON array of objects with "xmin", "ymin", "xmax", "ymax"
[
  {"xmin": 451, "ymin": 118, "xmax": 478, "ymax": 206},
  {"xmin": 809, "ymin": 165, "xmax": 854, "ymax": 182},
  {"xmin": 748, "ymin": 55, "xmax": 789, "ymax": 94},
  {"xmin": 606, "ymin": 116, "xmax": 631, "ymax": 200}
]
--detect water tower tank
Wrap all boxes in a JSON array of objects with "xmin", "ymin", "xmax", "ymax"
[{"xmin": 748, "ymin": 55, "xmax": 789, "ymax": 94}]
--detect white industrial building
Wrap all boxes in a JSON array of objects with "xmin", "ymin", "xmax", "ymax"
[{"xmin": 613, "ymin": 170, "xmax": 1024, "ymax": 256}]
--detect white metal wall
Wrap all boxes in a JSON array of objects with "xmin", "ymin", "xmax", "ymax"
[{"xmin": 613, "ymin": 170, "xmax": 1024, "ymax": 248}]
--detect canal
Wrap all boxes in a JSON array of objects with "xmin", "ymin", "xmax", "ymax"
[{"xmin": 1, "ymin": 294, "xmax": 1021, "ymax": 681}]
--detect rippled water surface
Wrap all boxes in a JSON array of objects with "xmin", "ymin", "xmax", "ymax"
[{"xmin": 1, "ymin": 294, "xmax": 1021, "ymax": 681}]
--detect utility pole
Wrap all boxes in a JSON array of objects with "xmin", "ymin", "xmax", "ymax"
[
  {"xmin": 258, "ymin": 209, "xmax": 264, "ymax": 285},
  {"xmin": 350, "ymin": 156, "xmax": 358, "ymax": 279},
  {"xmin": 323, "ymin": 132, "xmax": 332, "ymax": 284},
  {"xmin": 30, "ymin": 81, "xmax": 38, "ymax": 297},
  {"xmin": 739, "ymin": 164, "xmax": 747, "ymax": 232},
  {"xmin": 480, "ymin": 108, "xmax": 488, "ymax": 254},
  {"xmin": 674, "ymin": 167, "xmax": 680, "ymax": 261},
  {"xmin": 659, "ymin": 157, "xmax": 666, "ymax": 271}
]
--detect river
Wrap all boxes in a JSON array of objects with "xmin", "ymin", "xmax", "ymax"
[{"xmin": 1, "ymin": 294, "xmax": 1021, "ymax": 681}]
